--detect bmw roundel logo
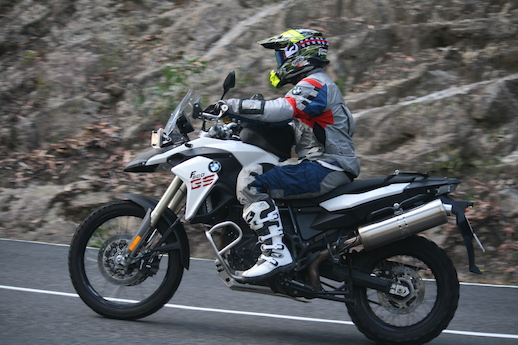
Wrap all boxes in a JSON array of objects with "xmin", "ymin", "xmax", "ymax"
[{"xmin": 208, "ymin": 161, "xmax": 222, "ymax": 173}]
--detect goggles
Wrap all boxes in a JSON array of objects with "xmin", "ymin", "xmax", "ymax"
[{"xmin": 275, "ymin": 50, "xmax": 286, "ymax": 67}]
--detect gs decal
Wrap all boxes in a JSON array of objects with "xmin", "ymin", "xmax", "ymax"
[{"xmin": 190, "ymin": 173, "xmax": 215, "ymax": 190}]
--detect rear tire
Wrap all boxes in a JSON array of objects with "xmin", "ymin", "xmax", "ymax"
[
  {"xmin": 68, "ymin": 200, "xmax": 184, "ymax": 320},
  {"xmin": 347, "ymin": 235, "xmax": 459, "ymax": 345}
]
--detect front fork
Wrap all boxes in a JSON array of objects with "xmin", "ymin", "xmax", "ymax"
[{"xmin": 125, "ymin": 176, "xmax": 186, "ymax": 262}]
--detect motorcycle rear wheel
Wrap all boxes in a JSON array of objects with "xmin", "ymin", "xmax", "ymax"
[
  {"xmin": 68, "ymin": 200, "xmax": 184, "ymax": 320},
  {"xmin": 347, "ymin": 235, "xmax": 459, "ymax": 345}
]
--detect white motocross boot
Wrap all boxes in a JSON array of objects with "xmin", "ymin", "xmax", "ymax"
[{"xmin": 241, "ymin": 199, "xmax": 293, "ymax": 279}]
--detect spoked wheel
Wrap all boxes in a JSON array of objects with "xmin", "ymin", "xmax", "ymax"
[
  {"xmin": 347, "ymin": 236, "xmax": 459, "ymax": 345},
  {"xmin": 68, "ymin": 200, "xmax": 184, "ymax": 320}
]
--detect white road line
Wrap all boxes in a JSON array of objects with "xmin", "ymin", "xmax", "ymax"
[
  {"xmin": 0, "ymin": 284, "xmax": 79, "ymax": 298},
  {"xmin": 442, "ymin": 329, "xmax": 518, "ymax": 339},
  {"xmin": 1, "ymin": 284, "xmax": 517, "ymax": 340},
  {"xmin": 163, "ymin": 302, "xmax": 355, "ymax": 325}
]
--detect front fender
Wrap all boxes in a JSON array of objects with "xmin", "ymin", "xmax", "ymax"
[{"xmin": 123, "ymin": 193, "xmax": 190, "ymax": 270}]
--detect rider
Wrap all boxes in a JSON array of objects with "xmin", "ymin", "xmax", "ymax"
[{"xmin": 223, "ymin": 29, "xmax": 360, "ymax": 280}]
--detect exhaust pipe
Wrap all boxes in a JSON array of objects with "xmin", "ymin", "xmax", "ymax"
[{"xmin": 347, "ymin": 199, "xmax": 452, "ymax": 251}]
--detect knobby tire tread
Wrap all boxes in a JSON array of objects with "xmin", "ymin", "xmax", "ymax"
[
  {"xmin": 347, "ymin": 235, "xmax": 459, "ymax": 345},
  {"xmin": 68, "ymin": 200, "xmax": 184, "ymax": 320}
]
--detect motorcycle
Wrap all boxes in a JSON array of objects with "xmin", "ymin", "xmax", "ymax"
[{"xmin": 68, "ymin": 71, "xmax": 484, "ymax": 345}]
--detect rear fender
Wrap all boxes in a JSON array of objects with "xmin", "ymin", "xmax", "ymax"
[{"xmin": 123, "ymin": 193, "xmax": 190, "ymax": 270}]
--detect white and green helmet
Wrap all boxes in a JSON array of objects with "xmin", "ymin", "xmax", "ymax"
[{"xmin": 258, "ymin": 29, "xmax": 330, "ymax": 88}]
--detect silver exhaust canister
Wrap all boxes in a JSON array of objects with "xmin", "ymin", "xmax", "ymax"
[{"xmin": 356, "ymin": 199, "xmax": 452, "ymax": 250}]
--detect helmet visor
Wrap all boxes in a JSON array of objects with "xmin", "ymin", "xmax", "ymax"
[{"xmin": 275, "ymin": 50, "xmax": 286, "ymax": 67}]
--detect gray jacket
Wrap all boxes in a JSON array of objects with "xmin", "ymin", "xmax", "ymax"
[{"xmin": 226, "ymin": 68, "xmax": 360, "ymax": 179}]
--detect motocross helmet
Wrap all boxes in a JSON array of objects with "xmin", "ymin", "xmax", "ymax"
[{"xmin": 258, "ymin": 29, "xmax": 330, "ymax": 88}]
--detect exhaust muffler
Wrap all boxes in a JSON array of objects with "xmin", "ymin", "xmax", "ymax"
[{"xmin": 348, "ymin": 199, "xmax": 452, "ymax": 251}]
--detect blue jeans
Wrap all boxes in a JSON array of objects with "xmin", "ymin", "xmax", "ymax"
[{"xmin": 236, "ymin": 161, "xmax": 351, "ymax": 207}]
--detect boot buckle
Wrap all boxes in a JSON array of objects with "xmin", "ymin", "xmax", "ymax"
[{"xmin": 260, "ymin": 243, "xmax": 285, "ymax": 251}]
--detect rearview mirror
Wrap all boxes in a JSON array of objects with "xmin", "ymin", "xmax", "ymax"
[{"xmin": 221, "ymin": 70, "xmax": 235, "ymax": 99}]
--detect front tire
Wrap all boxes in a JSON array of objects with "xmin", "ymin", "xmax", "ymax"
[
  {"xmin": 68, "ymin": 200, "xmax": 184, "ymax": 320},
  {"xmin": 347, "ymin": 236, "xmax": 459, "ymax": 345}
]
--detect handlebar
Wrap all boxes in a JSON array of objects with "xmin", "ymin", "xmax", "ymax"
[{"xmin": 200, "ymin": 110, "xmax": 226, "ymax": 121}]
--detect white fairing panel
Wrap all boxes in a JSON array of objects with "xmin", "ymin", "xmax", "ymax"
[
  {"xmin": 146, "ymin": 137, "xmax": 279, "ymax": 167},
  {"xmin": 320, "ymin": 183, "xmax": 411, "ymax": 212},
  {"xmin": 171, "ymin": 156, "xmax": 220, "ymax": 220},
  {"xmin": 150, "ymin": 137, "xmax": 280, "ymax": 220},
  {"xmin": 204, "ymin": 139, "xmax": 280, "ymax": 166}
]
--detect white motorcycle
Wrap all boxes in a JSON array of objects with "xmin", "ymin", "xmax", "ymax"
[{"xmin": 69, "ymin": 71, "xmax": 484, "ymax": 345}]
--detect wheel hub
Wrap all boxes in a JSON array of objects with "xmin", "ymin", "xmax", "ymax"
[
  {"xmin": 378, "ymin": 265, "xmax": 425, "ymax": 314},
  {"xmin": 98, "ymin": 234, "xmax": 148, "ymax": 286}
]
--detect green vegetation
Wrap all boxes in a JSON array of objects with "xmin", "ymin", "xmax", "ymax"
[
  {"xmin": 133, "ymin": 58, "xmax": 207, "ymax": 122},
  {"xmin": 20, "ymin": 50, "xmax": 38, "ymax": 64}
]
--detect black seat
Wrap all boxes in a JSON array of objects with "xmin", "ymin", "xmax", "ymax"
[{"xmin": 310, "ymin": 176, "xmax": 419, "ymax": 204}]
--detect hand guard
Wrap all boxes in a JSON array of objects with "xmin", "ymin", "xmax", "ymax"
[{"xmin": 204, "ymin": 100, "xmax": 228, "ymax": 116}]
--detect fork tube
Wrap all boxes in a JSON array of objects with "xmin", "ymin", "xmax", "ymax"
[
  {"xmin": 127, "ymin": 176, "xmax": 183, "ymax": 259},
  {"xmin": 150, "ymin": 175, "xmax": 183, "ymax": 227},
  {"xmin": 168, "ymin": 183, "xmax": 187, "ymax": 214}
]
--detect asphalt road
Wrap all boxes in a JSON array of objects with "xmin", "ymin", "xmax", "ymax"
[{"xmin": 1, "ymin": 239, "xmax": 517, "ymax": 345}]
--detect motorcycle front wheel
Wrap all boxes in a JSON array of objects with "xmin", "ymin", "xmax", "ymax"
[
  {"xmin": 68, "ymin": 200, "xmax": 184, "ymax": 320},
  {"xmin": 347, "ymin": 235, "xmax": 459, "ymax": 345}
]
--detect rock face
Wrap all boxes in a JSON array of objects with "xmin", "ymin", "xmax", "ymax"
[
  {"xmin": 0, "ymin": 0, "xmax": 517, "ymax": 283},
  {"xmin": 354, "ymin": 74, "xmax": 518, "ymax": 179}
]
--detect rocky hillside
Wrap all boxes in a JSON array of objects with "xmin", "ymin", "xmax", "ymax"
[{"xmin": 1, "ymin": 0, "xmax": 517, "ymax": 284}]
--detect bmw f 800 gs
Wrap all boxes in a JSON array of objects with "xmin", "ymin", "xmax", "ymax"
[{"xmin": 69, "ymin": 71, "xmax": 484, "ymax": 345}]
